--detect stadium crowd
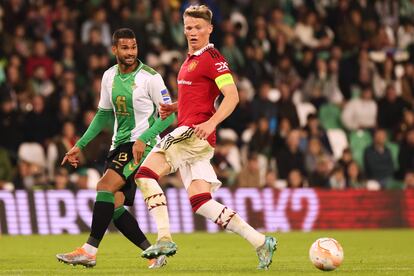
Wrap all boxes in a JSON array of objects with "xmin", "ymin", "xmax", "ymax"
[{"xmin": 1, "ymin": 0, "xmax": 414, "ymax": 191}]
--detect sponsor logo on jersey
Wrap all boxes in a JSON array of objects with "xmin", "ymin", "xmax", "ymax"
[
  {"xmin": 161, "ymin": 89, "xmax": 172, "ymax": 103},
  {"xmin": 187, "ymin": 60, "xmax": 199, "ymax": 72},
  {"xmin": 128, "ymin": 163, "xmax": 135, "ymax": 171},
  {"xmin": 215, "ymin": 61, "xmax": 229, "ymax": 73},
  {"xmin": 177, "ymin": 79, "xmax": 192, "ymax": 85}
]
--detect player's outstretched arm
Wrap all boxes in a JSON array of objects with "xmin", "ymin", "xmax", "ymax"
[
  {"xmin": 62, "ymin": 108, "xmax": 114, "ymax": 167},
  {"xmin": 193, "ymin": 83, "xmax": 239, "ymax": 140}
]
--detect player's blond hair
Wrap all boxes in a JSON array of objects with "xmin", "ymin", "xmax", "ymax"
[{"xmin": 183, "ymin": 5, "xmax": 212, "ymax": 24}]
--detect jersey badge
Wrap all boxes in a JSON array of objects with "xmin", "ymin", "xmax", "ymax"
[{"xmin": 187, "ymin": 60, "xmax": 199, "ymax": 72}]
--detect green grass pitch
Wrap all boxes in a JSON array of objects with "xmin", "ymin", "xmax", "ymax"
[{"xmin": 0, "ymin": 230, "xmax": 413, "ymax": 275}]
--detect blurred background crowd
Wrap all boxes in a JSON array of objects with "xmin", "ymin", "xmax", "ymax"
[{"xmin": 1, "ymin": 0, "xmax": 414, "ymax": 191}]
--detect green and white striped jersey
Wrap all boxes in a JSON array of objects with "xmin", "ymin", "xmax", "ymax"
[{"xmin": 99, "ymin": 61, "xmax": 172, "ymax": 150}]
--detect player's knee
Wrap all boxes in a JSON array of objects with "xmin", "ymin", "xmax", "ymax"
[
  {"xmin": 135, "ymin": 166, "xmax": 160, "ymax": 182},
  {"xmin": 189, "ymin": 192, "xmax": 212, "ymax": 213},
  {"xmin": 96, "ymin": 180, "xmax": 117, "ymax": 193}
]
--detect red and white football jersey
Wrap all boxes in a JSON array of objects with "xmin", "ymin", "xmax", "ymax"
[{"xmin": 177, "ymin": 43, "xmax": 232, "ymax": 146}]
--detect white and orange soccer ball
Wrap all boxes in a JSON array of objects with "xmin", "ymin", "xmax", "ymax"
[{"xmin": 309, "ymin": 238, "xmax": 344, "ymax": 271}]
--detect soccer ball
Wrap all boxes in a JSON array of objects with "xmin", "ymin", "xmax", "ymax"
[{"xmin": 309, "ymin": 238, "xmax": 344, "ymax": 271}]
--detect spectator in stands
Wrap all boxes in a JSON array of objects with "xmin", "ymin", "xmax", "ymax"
[
  {"xmin": 401, "ymin": 63, "xmax": 414, "ymax": 106},
  {"xmin": 249, "ymin": 117, "xmax": 273, "ymax": 159},
  {"xmin": 364, "ymin": 128, "xmax": 395, "ymax": 188},
  {"xmin": 303, "ymin": 113, "xmax": 332, "ymax": 154},
  {"xmin": 397, "ymin": 128, "xmax": 414, "ymax": 179},
  {"xmin": 308, "ymin": 155, "xmax": 331, "ymax": 188},
  {"xmin": 237, "ymin": 152, "xmax": 261, "ymax": 187},
  {"xmin": 264, "ymin": 170, "xmax": 278, "ymax": 188},
  {"xmin": 251, "ymin": 81, "xmax": 277, "ymax": 122},
  {"xmin": 47, "ymin": 121, "xmax": 81, "ymax": 179},
  {"xmin": 403, "ymin": 169, "xmax": 414, "ymax": 189},
  {"xmin": 373, "ymin": 57, "xmax": 399, "ymax": 99},
  {"xmin": 287, "ymin": 169, "xmax": 306, "ymax": 188},
  {"xmin": 221, "ymin": 33, "xmax": 245, "ymax": 74},
  {"xmin": 272, "ymin": 117, "xmax": 291, "ymax": 156},
  {"xmin": 145, "ymin": 8, "xmax": 168, "ymax": 54},
  {"xmin": 276, "ymin": 82, "xmax": 300, "ymax": 128},
  {"xmin": 329, "ymin": 165, "xmax": 346, "ymax": 190},
  {"xmin": 395, "ymin": 109, "xmax": 414, "ymax": 142},
  {"xmin": 81, "ymin": 7, "xmax": 111, "ymax": 47},
  {"xmin": 294, "ymin": 11, "xmax": 332, "ymax": 50},
  {"xmin": 79, "ymin": 110, "xmax": 112, "ymax": 172},
  {"xmin": 53, "ymin": 167, "xmax": 76, "ymax": 190},
  {"xmin": 0, "ymin": 87, "xmax": 24, "ymax": 157},
  {"xmin": 304, "ymin": 137, "xmax": 333, "ymax": 175},
  {"xmin": 338, "ymin": 147, "xmax": 354, "ymax": 174},
  {"xmin": 25, "ymin": 40, "xmax": 54, "ymax": 79},
  {"xmin": 346, "ymin": 161, "xmax": 366, "ymax": 189},
  {"xmin": 377, "ymin": 84, "xmax": 411, "ymax": 130},
  {"xmin": 276, "ymin": 129, "xmax": 305, "ymax": 179},
  {"xmin": 273, "ymin": 55, "xmax": 301, "ymax": 90},
  {"xmin": 23, "ymin": 95, "xmax": 53, "ymax": 145},
  {"xmin": 341, "ymin": 86, "xmax": 377, "ymax": 131},
  {"xmin": 244, "ymin": 45, "xmax": 273, "ymax": 87},
  {"xmin": 212, "ymin": 140, "xmax": 238, "ymax": 186}
]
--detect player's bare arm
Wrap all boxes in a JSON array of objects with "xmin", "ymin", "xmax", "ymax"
[
  {"xmin": 193, "ymin": 83, "xmax": 239, "ymax": 139},
  {"xmin": 159, "ymin": 102, "xmax": 178, "ymax": 120}
]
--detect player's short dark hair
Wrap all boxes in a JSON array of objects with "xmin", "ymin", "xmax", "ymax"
[{"xmin": 112, "ymin": 28, "xmax": 136, "ymax": 46}]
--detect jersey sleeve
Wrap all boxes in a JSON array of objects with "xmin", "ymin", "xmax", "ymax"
[
  {"xmin": 97, "ymin": 71, "xmax": 112, "ymax": 110},
  {"xmin": 205, "ymin": 50, "xmax": 235, "ymax": 89},
  {"xmin": 137, "ymin": 74, "xmax": 175, "ymax": 143},
  {"xmin": 149, "ymin": 73, "xmax": 171, "ymax": 105}
]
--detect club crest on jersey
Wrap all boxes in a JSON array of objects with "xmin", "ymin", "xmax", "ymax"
[
  {"xmin": 131, "ymin": 83, "xmax": 137, "ymax": 90},
  {"xmin": 187, "ymin": 60, "xmax": 199, "ymax": 72}
]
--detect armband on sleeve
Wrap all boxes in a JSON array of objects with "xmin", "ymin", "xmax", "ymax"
[{"xmin": 214, "ymin": 73, "xmax": 235, "ymax": 89}]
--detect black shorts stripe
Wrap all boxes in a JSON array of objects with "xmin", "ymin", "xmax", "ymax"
[{"xmin": 161, "ymin": 128, "xmax": 194, "ymax": 150}]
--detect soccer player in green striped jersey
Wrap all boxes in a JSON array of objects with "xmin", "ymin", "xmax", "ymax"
[{"xmin": 56, "ymin": 28, "xmax": 176, "ymax": 268}]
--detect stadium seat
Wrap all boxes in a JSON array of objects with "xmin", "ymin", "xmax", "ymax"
[
  {"xmin": 327, "ymin": 129, "xmax": 349, "ymax": 160},
  {"xmin": 349, "ymin": 130, "xmax": 373, "ymax": 169},
  {"xmin": 318, "ymin": 103, "xmax": 342, "ymax": 129},
  {"xmin": 296, "ymin": 102, "xmax": 316, "ymax": 127},
  {"xmin": 18, "ymin": 142, "xmax": 46, "ymax": 168}
]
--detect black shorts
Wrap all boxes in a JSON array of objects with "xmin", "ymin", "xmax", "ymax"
[{"xmin": 104, "ymin": 142, "xmax": 152, "ymax": 206}]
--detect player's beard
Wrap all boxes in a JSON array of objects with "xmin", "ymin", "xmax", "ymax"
[{"xmin": 118, "ymin": 55, "xmax": 137, "ymax": 69}]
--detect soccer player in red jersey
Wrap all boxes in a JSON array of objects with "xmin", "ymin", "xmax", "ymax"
[{"xmin": 136, "ymin": 5, "xmax": 277, "ymax": 269}]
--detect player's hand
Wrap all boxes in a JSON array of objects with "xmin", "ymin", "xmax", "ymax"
[
  {"xmin": 159, "ymin": 103, "xmax": 176, "ymax": 120},
  {"xmin": 133, "ymin": 139, "xmax": 146, "ymax": 165},
  {"xmin": 61, "ymin": 146, "xmax": 81, "ymax": 168},
  {"xmin": 193, "ymin": 121, "xmax": 216, "ymax": 140}
]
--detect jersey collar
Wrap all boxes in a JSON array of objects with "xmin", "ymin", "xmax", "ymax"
[{"xmin": 189, "ymin": 43, "xmax": 214, "ymax": 57}]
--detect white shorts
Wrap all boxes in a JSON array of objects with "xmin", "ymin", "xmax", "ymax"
[{"xmin": 152, "ymin": 126, "xmax": 221, "ymax": 192}]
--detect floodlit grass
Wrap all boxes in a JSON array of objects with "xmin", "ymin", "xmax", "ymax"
[{"xmin": 0, "ymin": 229, "xmax": 413, "ymax": 275}]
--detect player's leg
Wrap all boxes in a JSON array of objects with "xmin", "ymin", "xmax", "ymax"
[
  {"xmin": 113, "ymin": 192, "xmax": 151, "ymax": 250},
  {"xmin": 56, "ymin": 169, "xmax": 124, "ymax": 267},
  {"xmin": 186, "ymin": 165, "xmax": 277, "ymax": 270},
  {"xmin": 135, "ymin": 152, "xmax": 177, "ymax": 258},
  {"xmin": 113, "ymin": 192, "xmax": 167, "ymax": 269}
]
